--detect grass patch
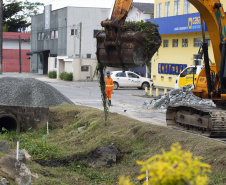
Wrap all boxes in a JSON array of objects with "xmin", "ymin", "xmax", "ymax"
[{"xmin": 0, "ymin": 104, "xmax": 225, "ymax": 184}]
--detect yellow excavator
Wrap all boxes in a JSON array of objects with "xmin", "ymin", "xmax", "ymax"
[{"xmin": 96, "ymin": 0, "xmax": 226, "ymax": 138}]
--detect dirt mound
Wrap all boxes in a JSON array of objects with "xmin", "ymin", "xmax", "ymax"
[{"xmin": 0, "ymin": 77, "xmax": 73, "ymax": 107}]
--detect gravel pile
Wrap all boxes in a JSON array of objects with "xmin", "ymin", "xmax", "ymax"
[
  {"xmin": 0, "ymin": 77, "xmax": 74, "ymax": 107},
  {"xmin": 143, "ymin": 85, "xmax": 215, "ymax": 112}
]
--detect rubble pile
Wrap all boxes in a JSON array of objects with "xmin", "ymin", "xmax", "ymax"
[
  {"xmin": 0, "ymin": 77, "xmax": 73, "ymax": 107},
  {"xmin": 143, "ymin": 86, "xmax": 215, "ymax": 112}
]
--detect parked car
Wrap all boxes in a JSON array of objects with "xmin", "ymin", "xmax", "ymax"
[{"xmin": 111, "ymin": 71, "xmax": 153, "ymax": 90}]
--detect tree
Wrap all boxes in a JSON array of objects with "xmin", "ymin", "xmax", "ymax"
[{"xmin": 3, "ymin": 0, "xmax": 44, "ymax": 32}]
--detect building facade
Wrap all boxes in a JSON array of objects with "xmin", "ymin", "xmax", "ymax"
[
  {"xmin": 3, "ymin": 32, "xmax": 31, "ymax": 72},
  {"xmin": 149, "ymin": 0, "xmax": 219, "ymax": 88},
  {"xmin": 30, "ymin": 5, "xmax": 110, "ymax": 76}
]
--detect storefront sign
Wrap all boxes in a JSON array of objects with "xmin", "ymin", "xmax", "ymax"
[{"xmin": 158, "ymin": 63, "xmax": 187, "ymax": 75}]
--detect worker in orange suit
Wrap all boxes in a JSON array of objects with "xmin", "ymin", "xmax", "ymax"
[{"xmin": 105, "ymin": 71, "xmax": 114, "ymax": 106}]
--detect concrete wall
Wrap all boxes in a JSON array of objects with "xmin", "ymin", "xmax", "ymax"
[
  {"xmin": 0, "ymin": 105, "xmax": 49, "ymax": 132},
  {"xmin": 66, "ymin": 7, "xmax": 110, "ymax": 59},
  {"xmin": 56, "ymin": 57, "xmax": 97, "ymax": 81},
  {"xmin": 48, "ymin": 57, "xmax": 57, "ymax": 72}
]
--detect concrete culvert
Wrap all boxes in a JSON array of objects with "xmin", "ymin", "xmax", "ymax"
[{"xmin": 0, "ymin": 116, "xmax": 18, "ymax": 132}]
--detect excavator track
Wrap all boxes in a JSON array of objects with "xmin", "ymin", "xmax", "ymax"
[{"xmin": 166, "ymin": 105, "xmax": 226, "ymax": 138}]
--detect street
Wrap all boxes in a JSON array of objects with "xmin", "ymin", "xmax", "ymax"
[{"xmin": 0, "ymin": 73, "xmax": 166, "ymax": 126}]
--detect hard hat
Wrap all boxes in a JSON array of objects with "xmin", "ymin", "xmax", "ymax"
[{"xmin": 106, "ymin": 71, "xmax": 110, "ymax": 74}]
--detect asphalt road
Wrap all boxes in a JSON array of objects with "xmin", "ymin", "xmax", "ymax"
[{"xmin": 0, "ymin": 73, "xmax": 166, "ymax": 126}]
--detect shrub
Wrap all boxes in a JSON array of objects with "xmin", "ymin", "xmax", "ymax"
[
  {"xmin": 48, "ymin": 71, "xmax": 57, "ymax": 79},
  {"xmin": 119, "ymin": 143, "xmax": 211, "ymax": 185},
  {"xmin": 60, "ymin": 72, "xmax": 73, "ymax": 81}
]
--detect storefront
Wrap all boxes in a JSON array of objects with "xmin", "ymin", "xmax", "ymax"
[{"xmin": 147, "ymin": 12, "xmax": 214, "ymax": 88}]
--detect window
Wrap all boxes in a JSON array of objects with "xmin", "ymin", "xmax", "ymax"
[
  {"xmin": 174, "ymin": 0, "xmax": 180, "ymax": 16},
  {"xmin": 71, "ymin": 29, "xmax": 77, "ymax": 36},
  {"xmin": 194, "ymin": 54, "xmax": 202, "ymax": 65},
  {"xmin": 128, "ymin": 72, "xmax": 139, "ymax": 78},
  {"xmin": 38, "ymin": 33, "xmax": 41, "ymax": 40},
  {"xmin": 71, "ymin": 29, "xmax": 74, "ymax": 35},
  {"xmin": 165, "ymin": 2, "xmax": 170, "ymax": 17},
  {"xmin": 55, "ymin": 58, "xmax": 57, "ymax": 68},
  {"xmin": 182, "ymin": 38, "xmax": 188, "ymax": 47},
  {"xmin": 38, "ymin": 33, "xmax": 44, "ymax": 40},
  {"xmin": 93, "ymin": 30, "xmax": 100, "ymax": 38},
  {"xmin": 206, "ymin": 38, "xmax": 211, "ymax": 47},
  {"xmin": 81, "ymin": 66, "xmax": 89, "ymax": 72},
  {"xmin": 50, "ymin": 31, "xmax": 54, "ymax": 39},
  {"xmin": 173, "ymin": 39, "xmax": 178, "ymax": 47},
  {"xmin": 156, "ymin": 3, "xmax": 162, "ymax": 18},
  {"xmin": 194, "ymin": 38, "xmax": 202, "ymax": 47},
  {"xmin": 116, "ymin": 72, "xmax": 126, "ymax": 77},
  {"xmin": 55, "ymin": 31, "xmax": 58, "ymax": 39},
  {"xmin": 184, "ymin": 0, "xmax": 190, "ymax": 14},
  {"xmin": 163, "ymin": 40, "xmax": 169, "ymax": 47},
  {"xmin": 194, "ymin": 38, "xmax": 211, "ymax": 47}
]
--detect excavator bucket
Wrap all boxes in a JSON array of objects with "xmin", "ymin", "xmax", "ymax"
[{"xmin": 96, "ymin": 0, "xmax": 161, "ymax": 68}]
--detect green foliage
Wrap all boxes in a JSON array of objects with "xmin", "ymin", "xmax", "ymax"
[
  {"xmin": 3, "ymin": 0, "xmax": 44, "ymax": 32},
  {"xmin": 124, "ymin": 20, "xmax": 161, "ymax": 55},
  {"xmin": 60, "ymin": 72, "xmax": 73, "ymax": 81},
  {"xmin": 48, "ymin": 71, "xmax": 57, "ymax": 79},
  {"xmin": 119, "ymin": 143, "xmax": 211, "ymax": 185},
  {"xmin": 2, "ymin": 128, "xmax": 59, "ymax": 160}
]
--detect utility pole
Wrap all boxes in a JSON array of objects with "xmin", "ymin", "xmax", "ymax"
[
  {"xmin": 79, "ymin": 22, "xmax": 82, "ymax": 59},
  {"xmin": 0, "ymin": 0, "xmax": 3, "ymax": 74},
  {"xmin": 19, "ymin": 35, "xmax": 21, "ymax": 73},
  {"xmin": 73, "ymin": 25, "xmax": 76, "ymax": 59}
]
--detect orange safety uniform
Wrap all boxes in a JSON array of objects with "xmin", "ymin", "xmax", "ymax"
[{"xmin": 105, "ymin": 77, "xmax": 114, "ymax": 100}]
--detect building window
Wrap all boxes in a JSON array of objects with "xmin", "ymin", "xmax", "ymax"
[
  {"xmin": 194, "ymin": 38, "xmax": 202, "ymax": 47},
  {"xmin": 81, "ymin": 66, "xmax": 89, "ymax": 72},
  {"xmin": 184, "ymin": 0, "xmax": 190, "ymax": 14},
  {"xmin": 50, "ymin": 31, "xmax": 54, "ymax": 39},
  {"xmin": 165, "ymin": 2, "xmax": 170, "ymax": 17},
  {"xmin": 55, "ymin": 31, "xmax": 58, "ymax": 39},
  {"xmin": 55, "ymin": 58, "xmax": 57, "ymax": 68},
  {"xmin": 174, "ymin": 0, "xmax": 180, "ymax": 16},
  {"xmin": 173, "ymin": 39, "xmax": 178, "ymax": 47},
  {"xmin": 71, "ymin": 29, "xmax": 77, "ymax": 36},
  {"xmin": 38, "ymin": 33, "xmax": 44, "ymax": 40},
  {"xmin": 206, "ymin": 38, "xmax": 211, "ymax": 47},
  {"xmin": 156, "ymin": 3, "xmax": 162, "ymax": 18},
  {"xmin": 182, "ymin": 38, "xmax": 188, "ymax": 47},
  {"xmin": 93, "ymin": 30, "xmax": 100, "ymax": 38},
  {"xmin": 71, "ymin": 29, "xmax": 74, "ymax": 35},
  {"xmin": 194, "ymin": 38, "xmax": 211, "ymax": 47},
  {"xmin": 163, "ymin": 40, "xmax": 169, "ymax": 47},
  {"xmin": 38, "ymin": 33, "xmax": 41, "ymax": 40}
]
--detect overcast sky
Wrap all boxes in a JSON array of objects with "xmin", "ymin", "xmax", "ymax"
[{"xmin": 4, "ymin": 0, "xmax": 154, "ymax": 10}]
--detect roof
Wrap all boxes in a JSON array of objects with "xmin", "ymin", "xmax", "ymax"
[
  {"xmin": 3, "ymin": 32, "xmax": 31, "ymax": 40},
  {"xmin": 131, "ymin": 2, "xmax": 154, "ymax": 13}
]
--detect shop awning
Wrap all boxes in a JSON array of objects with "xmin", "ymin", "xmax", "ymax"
[{"xmin": 26, "ymin": 50, "xmax": 50, "ymax": 56}]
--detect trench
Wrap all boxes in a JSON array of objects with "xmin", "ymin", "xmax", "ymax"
[{"xmin": 0, "ymin": 116, "xmax": 18, "ymax": 132}]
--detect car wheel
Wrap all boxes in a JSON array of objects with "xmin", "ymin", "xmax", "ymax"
[
  {"xmin": 113, "ymin": 82, "xmax": 119, "ymax": 90},
  {"xmin": 141, "ymin": 82, "xmax": 150, "ymax": 90}
]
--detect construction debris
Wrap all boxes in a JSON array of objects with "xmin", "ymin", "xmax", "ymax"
[
  {"xmin": 143, "ymin": 86, "xmax": 215, "ymax": 112},
  {"xmin": 0, "ymin": 77, "xmax": 73, "ymax": 108}
]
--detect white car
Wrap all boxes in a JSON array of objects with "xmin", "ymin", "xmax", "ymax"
[{"xmin": 111, "ymin": 71, "xmax": 153, "ymax": 90}]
